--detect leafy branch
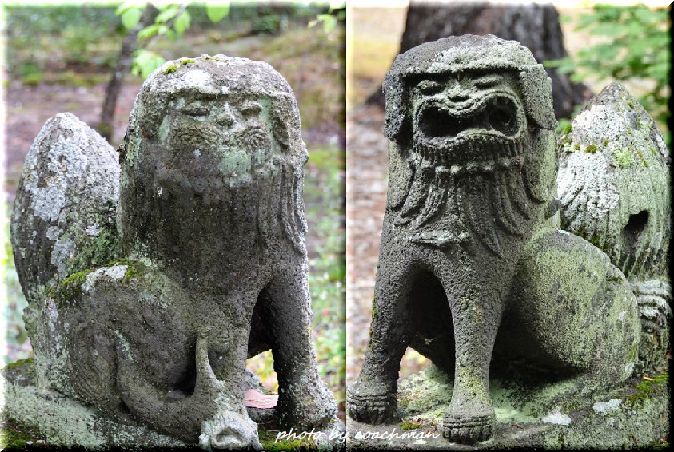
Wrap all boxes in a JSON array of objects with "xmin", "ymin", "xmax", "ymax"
[{"xmin": 546, "ymin": 4, "xmax": 670, "ymax": 135}]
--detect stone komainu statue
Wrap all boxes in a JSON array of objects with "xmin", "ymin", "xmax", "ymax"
[
  {"xmin": 347, "ymin": 35, "xmax": 655, "ymax": 443},
  {"xmin": 11, "ymin": 55, "xmax": 336, "ymax": 449}
]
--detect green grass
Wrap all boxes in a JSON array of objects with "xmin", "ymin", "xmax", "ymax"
[{"xmin": 305, "ymin": 145, "xmax": 346, "ymax": 403}]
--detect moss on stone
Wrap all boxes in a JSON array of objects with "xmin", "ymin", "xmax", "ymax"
[
  {"xmin": 258, "ymin": 429, "xmax": 315, "ymax": 451},
  {"xmin": 612, "ymin": 148, "xmax": 634, "ymax": 168},
  {"xmin": 400, "ymin": 420, "xmax": 421, "ymax": 430},
  {"xmin": 3, "ymin": 358, "xmax": 34, "ymax": 372},
  {"xmin": 68, "ymin": 226, "xmax": 119, "ymax": 275},
  {"xmin": 626, "ymin": 372, "xmax": 668, "ymax": 406},
  {"xmin": 105, "ymin": 258, "xmax": 147, "ymax": 281},
  {"xmin": 634, "ymin": 148, "xmax": 649, "ymax": 167},
  {"xmin": 163, "ymin": 58, "xmax": 196, "ymax": 75},
  {"xmin": 54, "ymin": 268, "xmax": 94, "ymax": 305},
  {"xmin": 584, "ymin": 144, "xmax": 597, "ymax": 154},
  {"xmin": 0, "ymin": 420, "xmax": 44, "ymax": 449},
  {"xmin": 0, "ymin": 426, "xmax": 33, "ymax": 449}
]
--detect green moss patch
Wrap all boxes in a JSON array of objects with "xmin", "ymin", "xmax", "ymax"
[
  {"xmin": 612, "ymin": 147, "xmax": 635, "ymax": 168},
  {"xmin": 258, "ymin": 429, "xmax": 316, "ymax": 451},
  {"xmin": 0, "ymin": 420, "xmax": 44, "ymax": 449},
  {"xmin": 163, "ymin": 57, "xmax": 197, "ymax": 74},
  {"xmin": 584, "ymin": 143, "xmax": 597, "ymax": 153},
  {"xmin": 105, "ymin": 258, "xmax": 147, "ymax": 281},
  {"xmin": 53, "ymin": 268, "xmax": 93, "ymax": 304},
  {"xmin": 400, "ymin": 420, "xmax": 421, "ymax": 430},
  {"xmin": 626, "ymin": 372, "xmax": 668, "ymax": 406}
]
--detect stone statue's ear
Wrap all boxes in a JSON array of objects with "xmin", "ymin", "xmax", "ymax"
[
  {"xmin": 383, "ymin": 73, "xmax": 410, "ymax": 144},
  {"xmin": 519, "ymin": 66, "xmax": 557, "ymax": 130}
]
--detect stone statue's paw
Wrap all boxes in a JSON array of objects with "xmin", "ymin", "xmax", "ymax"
[
  {"xmin": 277, "ymin": 379, "xmax": 337, "ymax": 430},
  {"xmin": 346, "ymin": 380, "xmax": 398, "ymax": 424},
  {"xmin": 442, "ymin": 412, "xmax": 494, "ymax": 444},
  {"xmin": 199, "ymin": 410, "xmax": 262, "ymax": 450}
]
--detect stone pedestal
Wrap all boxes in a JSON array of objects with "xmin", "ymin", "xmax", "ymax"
[
  {"xmin": 347, "ymin": 365, "xmax": 668, "ymax": 450},
  {"xmin": 2, "ymin": 360, "xmax": 345, "ymax": 450}
]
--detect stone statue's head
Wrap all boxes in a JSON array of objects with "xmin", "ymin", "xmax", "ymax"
[
  {"xmin": 383, "ymin": 36, "xmax": 558, "ymax": 255},
  {"xmin": 121, "ymin": 55, "xmax": 305, "ymax": 188},
  {"xmin": 384, "ymin": 35, "xmax": 556, "ymax": 151},
  {"xmin": 118, "ymin": 55, "xmax": 306, "ymax": 265}
]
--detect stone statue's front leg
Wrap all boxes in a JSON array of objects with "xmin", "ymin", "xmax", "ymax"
[
  {"xmin": 442, "ymin": 281, "xmax": 503, "ymax": 444},
  {"xmin": 261, "ymin": 262, "xmax": 336, "ymax": 430},
  {"xmin": 347, "ymin": 253, "xmax": 413, "ymax": 424}
]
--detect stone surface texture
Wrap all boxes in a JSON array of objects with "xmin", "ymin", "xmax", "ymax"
[
  {"xmin": 347, "ymin": 35, "xmax": 645, "ymax": 445},
  {"xmin": 9, "ymin": 55, "xmax": 336, "ymax": 449},
  {"xmin": 557, "ymin": 82, "xmax": 672, "ymax": 372}
]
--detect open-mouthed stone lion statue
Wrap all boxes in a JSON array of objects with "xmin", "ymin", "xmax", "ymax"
[
  {"xmin": 347, "ymin": 35, "xmax": 641, "ymax": 444},
  {"xmin": 11, "ymin": 55, "xmax": 336, "ymax": 449}
]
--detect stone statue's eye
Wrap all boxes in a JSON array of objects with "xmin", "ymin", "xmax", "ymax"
[
  {"xmin": 475, "ymin": 76, "xmax": 502, "ymax": 88},
  {"xmin": 240, "ymin": 103, "xmax": 262, "ymax": 117},
  {"xmin": 181, "ymin": 105, "xmax": 208, "ymax": 117},
  {"xmin": 416, "ymin": 80, "xmax": 442, "ymax": 94}
]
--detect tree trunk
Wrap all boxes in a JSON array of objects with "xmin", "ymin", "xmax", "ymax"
[
  {"xmin": 367, "ymin": 2, "xmax": 591, "ymax": 119},
  {"xmin": 98, "ymin": 4, "xmax": 157, "ymax": 143}
]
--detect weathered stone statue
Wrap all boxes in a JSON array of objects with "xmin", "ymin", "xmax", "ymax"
[
  {"xmin": 347, "ymin": 35, "xmax": 647, "ymax": 444},
  {"xmin": 10, "ymin": 55, "xmax": 336, "ymax": 448}
]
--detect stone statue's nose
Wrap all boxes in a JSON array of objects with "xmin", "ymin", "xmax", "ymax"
[
  {"xmin": 215, "ymin": 104, "xmax": 236, "ymax": 128},
  {"xmin": 446, "ymin": 90, "xmax": 469, "ymax": 103}
]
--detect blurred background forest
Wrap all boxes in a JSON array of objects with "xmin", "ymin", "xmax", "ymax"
[
  {"xmin": 1, "ymin": 1, "xmax": 346, "ymax": 416},
  {"xmin": 346, "ymin": 1, "xmax": 670, "ymax": 386}
]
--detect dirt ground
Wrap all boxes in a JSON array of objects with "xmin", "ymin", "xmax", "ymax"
[{"xmin": 346, "ymin": 7, "xmax": 432, "ymax": 386}]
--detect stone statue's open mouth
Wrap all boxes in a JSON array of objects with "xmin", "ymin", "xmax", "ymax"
[{"xmin": 418, "ymin": 95, "xmax": 520, "ymax": 141}]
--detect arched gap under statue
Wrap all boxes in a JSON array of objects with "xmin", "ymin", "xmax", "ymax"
[
  {"xmin": 404, "ymin": 266, "xmax": 456, "ymax": 376},
  {"xmin": 247, "ymin": 284, "xmax": 279, "ymax": 395}
]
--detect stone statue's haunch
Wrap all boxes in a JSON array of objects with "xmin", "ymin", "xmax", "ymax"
[
  {"xmin": 347, "ymin": 35, "xmax": 643, "ymax": 443},
  {"xmin": 11, "ymin": 55, "xmax": 336, "ymax": 449}
]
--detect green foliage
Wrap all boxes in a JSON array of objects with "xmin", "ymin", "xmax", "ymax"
[
  {"xmin": 258, "ymin": 429, "xmax": 315, "ymax": 451},
  {"xmin": 118, "ymin": 1, "xmax": 230, "ymax": 80},
  {"xmin": 5, "ymin": 5, "xmax": 122, "ymax": 85},
  {"xmin": 306, "ymin": 146, "xmax": 346, "ymax": 403},
  {"xmin": 0, "ymin": 426, "xmax": 33, "ymax": 449},
  {"xmin": 205, "ymin": 2, "xmax": 230, "ymax": 23},
  {"xmin": 400, "ymin": 420, "xmax": 421, "ymax": 430},
  {"xmin": 309, "ymin": 1, "xmax": 345, "ymax": 34},
  {"xmin": 627, "ymin": 372, "xmax": 668, "ymax": 405},
  {"xmin": 546, "ymin": 4, "xmax": 669, "ymax": 136},
  {"xmin": 132, "ymin": 49, "xmax": 166, "ymax": 79}
]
